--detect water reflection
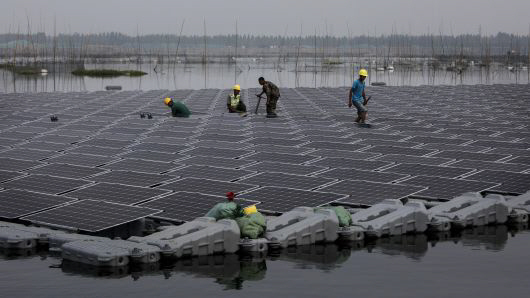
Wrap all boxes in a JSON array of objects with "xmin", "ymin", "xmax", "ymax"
[
  {"xmin": 0, "ymin": 224, "xmax": 527, "ymax": 289},
  {"xmin": 1, "ymin": 62, "xmax": 528, "ymax": 93}
]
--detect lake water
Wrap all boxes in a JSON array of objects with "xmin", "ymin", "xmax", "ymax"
[
  {"xmin": 1, "ymin": 62, "xmax": 528, "ymax": 93},
  {"xmin": 1, "ymin": 226, "xmax": 529, "ymax": 297}
]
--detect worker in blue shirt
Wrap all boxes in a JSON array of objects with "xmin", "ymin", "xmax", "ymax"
[{"xmin": 348, "ymin": 69, "xmax": 369, "ymax": 124}]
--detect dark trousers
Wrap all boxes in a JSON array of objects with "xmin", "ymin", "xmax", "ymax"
[
  {"xmin": 266, "ymin": 96, "xmax": 279, "ymax": 114},
  {"xmin": 229, "ymin": 101, "xmax": 247, "ymax": 113}
]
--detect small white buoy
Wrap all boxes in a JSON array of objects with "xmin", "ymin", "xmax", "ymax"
[{"xmin": 40, "ymin": 69, "xmax": 48, "ymax": 74}]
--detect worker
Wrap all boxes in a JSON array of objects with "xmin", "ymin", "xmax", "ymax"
[
  {"xmin": 348, "ymin": 69, "xmax": 369, "ymax": 124},
  {"xmin": 256, "ymin": 77, "xmax": 280, "ymax": 118},
  {"xmin": 227, "ymin": 84, "xmax": 247, "ymax": 115},
  {"xmin": 164, "ymin": 97, "xmax": 191, "ymax": 118}
]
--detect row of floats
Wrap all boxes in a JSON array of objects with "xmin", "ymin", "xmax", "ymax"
[{"xmin": 1, "ymin": 191, "xmax": 529, "ymax": 267}]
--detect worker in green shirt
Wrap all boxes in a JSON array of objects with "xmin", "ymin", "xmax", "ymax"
[{"xmin": 164, "ymin": 97, "xmax": 191, "ymax": 117}]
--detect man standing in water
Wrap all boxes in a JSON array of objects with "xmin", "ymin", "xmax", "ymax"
[
  {"xmin": 348, "ymin": 69, "xmax": 369, "ymax": 124},
  {"xmin": 256, "ymin": 77, "xmax": 280, "ymax": 118}
]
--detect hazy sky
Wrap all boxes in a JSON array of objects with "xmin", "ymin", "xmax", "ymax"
[{"xmin": 2, "ymin": 0, "xmax": 529, "ymax": 36}]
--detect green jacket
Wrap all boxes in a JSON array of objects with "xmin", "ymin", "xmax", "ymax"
[{"xmin": 170, "ymin": 101, "xmax": 191, "ymax": 117}]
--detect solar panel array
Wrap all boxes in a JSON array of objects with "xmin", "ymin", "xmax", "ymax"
[{"xmin": 1, "ymin": 85, "xmax": 529, "ymax": 225}]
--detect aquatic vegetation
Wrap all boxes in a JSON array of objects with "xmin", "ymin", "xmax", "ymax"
[{"xmin": 71, "ymin": 69, "xmax": 147, "ymax": 77}]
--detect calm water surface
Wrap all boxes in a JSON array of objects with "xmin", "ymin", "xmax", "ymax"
[{"xmin": 1, "ymin": 226, "xmax": 529, "ymax": 297}]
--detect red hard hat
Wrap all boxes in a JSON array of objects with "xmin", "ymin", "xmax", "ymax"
[{"xmin": 226, "ymin": 192, "xmax": 235, "ymax": 200}]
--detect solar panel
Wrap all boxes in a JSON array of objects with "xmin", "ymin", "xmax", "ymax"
[
  {"xmin": 21, "ymin": 199, "xmax": 161, "ymax": 232},
  {"xmin": 243, "ymin": 152, "xmax": 319, "ymax": 165},
  {"xmin": 239, "ymin": 172, "xmax": 335, "ymax": 190},
  {"xmin": 238, "ymin": 186, "xmax": 346, "ymax": 213},
  {"xmin": 361, "ymin": 146, "xmax": 435, "ymax": 156},
  {"xmin": 128, "ymin": 142, "xmax": 188, "ymax": 153},
  {"xmin": 248, "ymin": 137, "xmax": 306, "ymax": 147},
  {"xmin": 120, "ymin": 150, "xmax": 186, "ymax": 162},
  {"xmin": 0, "ymin": 170, "xmax": 24, "ymax": 182},
  {"xmin": 309, "ymin": 149, "xmax": 382, "ymax": 160},
  {"xmin": 159, "ymin": 177, "xmax": 257, "ymax": 195},
  {"xmin": 0, "ymin": 158, "xmax": 43, "ymax": 171},
  {"xmin": 0, "ymin": 189, "xmax": 75, "ymax": 219},
  {"xmin": 382, "ymin": 163, "xmax": 476, "ymax": 178},
  {"xmin": 169, "ymin": 165, "xmax": 255, "ymax": 181},
  {"xmin": 469, "ymin": 140, "xmax": 529, "ymax": 150},
  {"xmin": 47, "ymin": 153, "xmax": 116, "ymax": 167},
  {"xmin": 464, "ymin": 170, "xmax": 529, "ymax": 194},
  {"xmin": 430, "ymin": 150, "xmax": 511, "ymax": 162},
  {"xmin": 448, "ymin": 159, "xmax": 529, "ymax": 173},
  {"xmin": 183, "ymin": 147, "xmax": 253, "ymax": 159},
  {"xmin": 27, "ymin": 163, "xmax": 106, "ymax": 179},
  {"xmin": 139, "ymin": 192, "xmax": 259, "ymax": 222},
  {"xmin": 16, "ymin": 141, "xmax": 70, "ymax": 152},
  {"xmin": 242, "ymin": 161, "xmax": 326, "ymax": 175},
  {"xmin": 308, "ymin": 157, "xmax": 391, "ymax": 170},
  {"xmin": 247, "ymin": 144, "xmax": 312, "ymax": 155},
  {"xmin": 317, "ymin": 168, "xmax": 408, "ymax": 183},
  {"xmin": 92, "ymin": 170, "xmax": 175, "ymax": 187},
  {"xmin": 102, "ymin": 158, "xmax": 178, "ymax": 173},
  {"xmin": 78, "ymin": 138, "xmax": 132, "ymax": 148},
  {"xmin": 1, "ymin": 174, "xmax": 91, "ymax": 194},
  {"xmin": 181, "ymin": 155, "xmax": 255, "ymax": 169},
  {"xmin": 418, "ymin": 143, "xmax": 490, "ymax": 153},
  {"xmin": 67, "ymin": 145, "xmax": 124, "ymax": 156},
  {"xmin": 405, "ymin": 136, "xmax": 470, "ymax": 145},
  {"xmin": 196, "ymin": 133, "xmax": 248, "ymax": 143},
  {"xmin": 506, "ymin": 156, "xmax": 530, "ymax": 165},
  {"xmin": 401, "ymin": 176, "xmax": 500, "ymax": 201},
  {"xmin": 301, "ymin": 141, "xmax": 366, "ymax": 151},
  {"xmin": 34, "ymin": 134, "xmax": 80, "ymax": 144},
  {"xmin": 320, "ymin": 180, "xmax": 426, "ymax": 205},
  {"xmin": 374, "ymin": 154, "xmax": 454, "ymax": 166},
  {"xmin": 65, "ymin": 182, "xmax": 169, "ymax": 205}
]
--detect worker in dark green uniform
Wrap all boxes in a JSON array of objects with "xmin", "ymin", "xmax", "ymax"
[
  {"xmin": 164, "ymin": 97, "xmax": 191, "ymax": 117},
  {"xmin": 227, "ymin": 84, "xmax": 247, "ymax": 115},
  {"xmin": 256, "ymin": 77, "xmax": 280, "ymax": 118}
]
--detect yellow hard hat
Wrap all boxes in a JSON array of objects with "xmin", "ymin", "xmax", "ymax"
[
  {"xmin": 243, "ymin": 205, "xmax": 258, "ymax": 215},
  {"xmin": 233, "ymin": 84, "xmax": 241, "ymax": 91},
  {"xmin": 164, "ymin": 97, "xmax": 172, "ymax": 105},
  {"xmin": 359, "ymin": 69, "xmax": 368, "ymax": 77}
]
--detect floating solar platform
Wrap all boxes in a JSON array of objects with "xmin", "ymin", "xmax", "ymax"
[
  {"xmin": 401, "ymin": 176, "xmax": 500, "ymax": 201},
  {"xmin": 0, "ymin": 189, "xmax": 75, "ymax": 219},
  {"xmin": 319, "ymin": 180, "xmax": 426, "ymax": 205},
  {"xmin": 308, "ymin": 157, "xmax": 391, "ymax": 170},
  {"xmin": 139, "ymin": 191, "xmax": 259, "ymax": 222},
  {"xmin": 238, "ymin": 186, "xmax": 346, "ymax": 213},
  {"xmin": 47, "ymin": 153, "xmax": 116, "ymax": 167},
  {"xmin": 382, "ymin": 163, "xmax": 476, "ymax": 179},
  {"xmin": 21, "ymin": 199, "xmax": 161, "ymax": 232},
  {"xmin": 91, "ymin": 170, "xmax": 175, "ymax": 187},
  {"xmin": 447, "ymin": 159, "xmax": 530, "ymax": 173},
  {"xmin": 64, "ymin": 182, "xmax": 169, "ymax": 205},
  {"xmin": 430, "ymin": 150, "xmax": 511, "ymax": 162},
  {"xmin": 158, "ymin": 177, "xmax": 257, "ymax": 195},
  {"xmin": 1, "ymin": 174, "xmax": 92, "ymax": 194},
  {"xmin": 169, "ymin": 165, "xmax": 255, "ymax": 181},
  {"xmin": 242, "ymin": 161, "xmax": 327, "ymax": 176},
  {"xmin": 317, "ymin": 168, "xmax": 408, "ymax": 183},
  {"xmin": 102, "ymin": 158, "xmax": 178, "ymax": 174},
  {"xmin": 0, "ymin": 158, "xmax": 42, "ymax": 172},
  {"xmin": 181, "ymin": 155, "xmax": 256, "ymax": 169},
  {"xmin": 239, "ymin": 172, "xmax": 335, "ymax": 190},
  {"xmin": 243, "ymin": 152, "xmax": 319, "ymax": 165},
  {"xmin": 464, "ymin": 170, "xmax": 529, "ymax": 195},
  {"xmin": 0, "ymin": 170, "xmax": 25, "ymax": 183},
  {"xmin": 27, "ymin": 163, "xmax": 106, "ymax": 179}
]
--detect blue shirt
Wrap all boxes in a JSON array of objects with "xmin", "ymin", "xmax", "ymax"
[{"xmin": 351, "ymin": 79, "xmax": 365, "ymax": 102}]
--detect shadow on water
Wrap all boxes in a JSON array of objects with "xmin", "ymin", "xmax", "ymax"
[{"xmin": 1, "ymin": 224, "xmax": 527, "ymax": 290}]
